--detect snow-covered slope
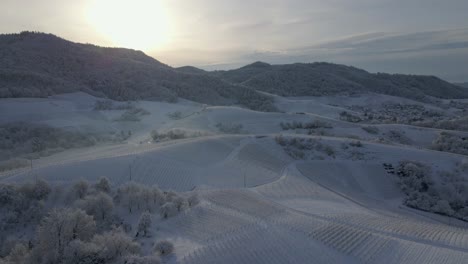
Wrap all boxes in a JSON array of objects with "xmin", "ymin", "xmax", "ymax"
[{"xmin": 1, "ymin": 92, "xmax": 467, "ymax": 264}]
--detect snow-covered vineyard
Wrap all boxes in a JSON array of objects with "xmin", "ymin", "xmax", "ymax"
[{"xmin": 1, "ymin": 91, "xmax": 468, "ymax": 263}]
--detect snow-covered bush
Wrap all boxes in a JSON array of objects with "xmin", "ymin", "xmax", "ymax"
[
  {"xmin": 124, "ymin": 255, "xmax": 161, "ymax": 264},
  {"xmin": 173, "ymin": 196, "xmax": 188, "ymax": 212},
  {"xmin": 151, "ymin": 129, "xmax": 208, "ymax": 142},
  {"xmin": 2, "ymin": 243, "xmax": 31, "ymax": 264},
  {"xmin": 167, "ymin": 111, "xmax": 182, "ymax": 120},
  {"xmin": 388, "ymin": 130, "xmax": 412, "ymax": 145},
  {"xmin": 187, "ymin": 194, "xmax": 200, "ymax": 207},
  {"xmin": 0, "ymin": 159, "xmax": 29, "ymax": 172},
  {"xmin": 396, "ymin": 161, "xmax": 468, "ymax": 221},
  {"xmin": 349, "ymin": 141, "xmax": 363, "ymax": 148},
  {"xmin": 93, "ymin": 100, "xmax": 133, "ymax": 111},
  {"xmin": 136, "ymin": 212, "xmax": 152, "ymax": 237},
  {"xmin": 397, "ymin": 161, "xmax": 433, "ymax": 194},
  {"xmin": 275, "ymin": 136, "xmax": 336, "ymax": 160},
  {"xmin": 91, "ymin": 228, "xmax": 140, "ymax": 261},
  {"xmin": 0, "ymin": 123, "xmax": 101, "ymax": 163},
  {"xmin": 63, "ymin": 240, "xmax": 103, "ymax": 264},
  {"xmin": 160, "ymin": 202, "xmax": 178, "ymax": 219},
  {"xmin": 280, "ymin": 120, "xmax": 332, "ymax": 130},
  {"xmin": 216, "ymin": 122, "xmax": 244, "ymax": 134},
  {"xmin": 114, "ymin": 108, "xmax": 150, "ymax": 122},
  {"xmin": 361, "ymin": 126, "xmax": 379, "ymax": 135},
  {"xmin": 154, "ymin": 240, "xmax": 174, "ymax": 256},
  {"xmin": 93, "ymin": 100, "xmax": 114, "ymax": 110},
  {"xmin": 431, "ymin": 132, "xmax": 468, "ymax": 156},
  {"xmin": 432, "ymin": 200, "xmax": 455, "ymax": 216},
  {"xmin": 339, "ymin": 111, "xmax": 362, "ymax": 123}
]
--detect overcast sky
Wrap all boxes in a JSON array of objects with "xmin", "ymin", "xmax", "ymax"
[{"xmin": 1, "ymin": 0, "xmax": 468, "ymax": 81}]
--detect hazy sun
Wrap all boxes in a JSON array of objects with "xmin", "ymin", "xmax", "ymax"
[{"xmin": 86, "ymin": 0, "xmax": 171, "ymax": 51}]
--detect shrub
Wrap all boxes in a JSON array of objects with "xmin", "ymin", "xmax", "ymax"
[
  {"xmin": 93, "ymin": 100, "xmax": 114, "ymax": 110},
  {"xmin": 349, "ymin": 141, "xmax": 363, "ymax": 148},
  {"xmin": 280, "ymin": 120, "xmax": 332, "ymax": 130},
  {"xmin": 167, "ymin": 111, "xmax": 182, "ymax": 120},
  {"xmin": 339, "ymin": 111, "xmax": 362, "ymax": 123},
  {"xmin": 216, "ymin": 122, "xmax": 244, "ymax": 134},
  {"xmin": 154, "ymin": 241, "xmax": 174, "ymax": 256},
  {"xmin": 362, "ymin": 126, "xmax": 379, "ymax": 135},
  {"xmin": 187, "ymin": 194, "xmax": 200, "ymax": 207},
  {"xmin": 125, "ymin": 255, "xmax": 161, "ymax": 264},
  {"xmin": 276, "ymin": 137, "xmax": 336, "ymax": 160},
  {"xmin": 431, "ymin": 132, "xmax": 468, "ymax": 156},
  {"xmin": 91, "ymin": 228, "xmax": 140, "ymax": 261},
  {"xmin": 151, "ymin": 129, "xmax": 186, "ymax": 141},
  {"xmin": 0, "ymin": 159, "xmax": 30, "ymax": 172},
  {"xmin": 114, "ymin": 108, "xmax": 150, "ymax": 122},
  {"xmin": 136, "ymin": 212, "xmax": 152, "ymax": 237}
]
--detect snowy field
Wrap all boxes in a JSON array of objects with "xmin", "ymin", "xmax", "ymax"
[{"xmin": 1, "ymin": 92, "xmax": 468, "ymax": 263}]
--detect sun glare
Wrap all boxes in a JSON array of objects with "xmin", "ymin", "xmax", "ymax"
[{"xmin": 86, "ymin": 0, "xmax": 171, "ymax": 51}]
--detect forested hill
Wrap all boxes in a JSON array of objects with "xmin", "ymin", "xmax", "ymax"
[
  {"xmin": 212, "ymin": 62, "xmax": 468, "ymax": 101},
  {"xmin": 0, "ymin": 32, "xmax": 276, "ymax": 112},
  {"xmin": 2, "ymin": 32, "xmax": 467, "ymax": 111}
]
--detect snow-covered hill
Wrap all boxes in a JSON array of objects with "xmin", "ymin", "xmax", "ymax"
[{"xmin": 1, "ymin": 91, "xmax": 467, "ymax": 263}]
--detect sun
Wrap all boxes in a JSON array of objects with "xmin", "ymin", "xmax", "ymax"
[{"xmin": 86, "ymin": 0, "xmax": 171, "ymax": 51}]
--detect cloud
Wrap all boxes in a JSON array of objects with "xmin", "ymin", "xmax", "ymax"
[{"xmin": 179, "ymin": 29, "xmax": 468, "ymax": 81}]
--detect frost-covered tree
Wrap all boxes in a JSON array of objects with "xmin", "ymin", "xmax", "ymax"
[
  {"xmin": 72, "ymin": 179, "xmax": 89, "ymax": 200},
  {"xmin": 0, "ymin": 184, "xmax": 18, "ymax": 209},
  {"xmin": 116, "ymin": 182, "xmax": 142, "ymax": 213},
  {"xmin": 187, "ymin": 194, "xmax": 200, "ymax": 207},
  {"xmin": 136, "ymin": 212, "xmax": 152, "ymax": 237},
  {"xmin": 140, "ymin": 187, "xmax": 154, "ymax": 212},
  {"xmin": 154, "ymin": 240, "xmax": 174, "ymax": 256},
  {"xmin": 151, "ymin": 186, "xmax": 165, "ymax": 207},
  {"xmin": 159, "ymin": 202, "xmax": 177, "ymax": 219},
  {"xmin": 91, "ymin": 228, "xmax": 140, "ymax": 261},
  {"xmin": 63, "ymin": 240, "xmax": 103, "ymax": 264},
  {"xmin": 173, "ymin": 196, "xmax": 187, "ymax": 212},
  {"xmin": 432, "ymin": 200, "xmax": 455, "ymax": 216},
  {"xmin": 94, "ymin": 177, "xmax": 111, "ymax": 193},
  {"xmin": 19, "ymin": 179, "xmax": 51, "ymax": 201},
  {"xmin": 33, "ymin": 208, "xmax": 96, "ymax": 264},
  {"xmin": 76, "ymin": 193, "xmax": 114, "ymax": 223},
  {"xmin": 164, "ymin": 191, "xmax": 178, "ymax": 202},
  {"xmin": 4, "ymin": 243, "xmax": 30, "ymax": 264}
]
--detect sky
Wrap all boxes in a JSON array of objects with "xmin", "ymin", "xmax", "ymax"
[{"xmin": 1, "ymin": 0, "xmax": 468, "ymax": 82}]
